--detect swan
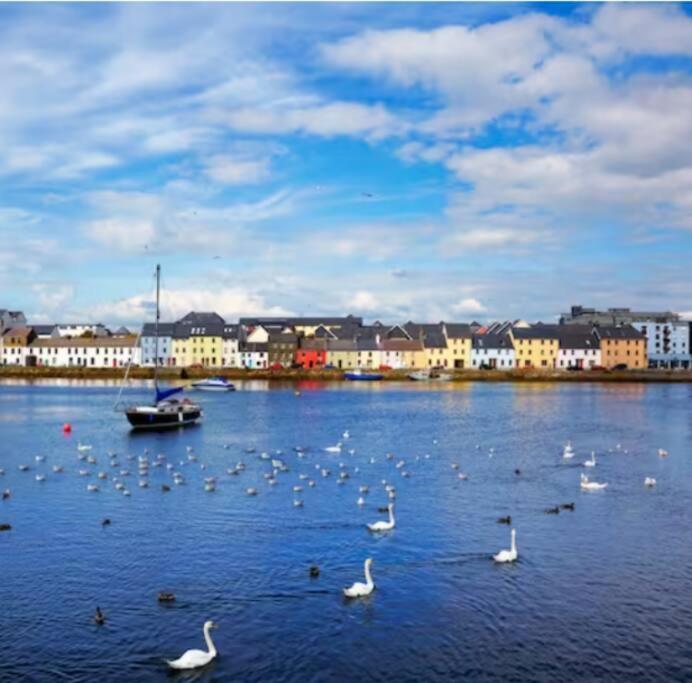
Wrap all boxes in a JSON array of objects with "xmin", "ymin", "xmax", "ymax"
[
  {"xmin": 493, "ymin": 528, "xmax": 518, "ymax": 563},
  {"xmin": 167, "ymin": 620, "xmax": 218, "ymax": 670},
  {"xmin": 77, "ymin": 442, "xmax": 92, "ymax": 453},
  {"xmin": 325, "ymin": 442, "xmax": 342, "ymax": 453},
  {"xmin": 563, "ymin": 442, "xmax": 575, "ymax": 459},
  {"xmin": 580, "ymin": 473, "xmax": 608, "ymax": 491},
  {"xmin": 343, "ymin": 430, "xmax": 350, "ymax": 439},
  {"xmin": 367, "ymin": 503, "xmax": 395, "ymax": 532},
  {"xmin": 583, "ymin": 452, "xmax": 596, "ymax": 468},
  {"xmin": 644, "ymin": 477, "xmax": 656, "ymax": 487},
  {"xmin": 343, "ymin": 558, "xmax": 374, "ymax": 598}
]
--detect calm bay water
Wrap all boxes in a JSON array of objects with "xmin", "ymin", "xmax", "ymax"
[{"xmin": 1, "ymin": 379, "xmax": 691, "ymax": 682}]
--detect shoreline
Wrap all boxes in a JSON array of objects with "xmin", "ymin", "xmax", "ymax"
[{"xmin": 1, "ymin": 367, "xmax": 692, "ymax": 383}]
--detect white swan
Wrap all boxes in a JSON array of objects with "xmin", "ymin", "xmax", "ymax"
[
  {"xmin": 644, "ymin": 477, "xmax": 656, "ymax": 487},
  {"xmin": 580, "ymin": 473, "xmax": 608, "ymax": 491},
  {"xmin": 77, "ymin": 442, "xmax": 92, "ymax": 453},
  {"xmin": 583, "ymin": 451, "xmax": 596, "ymax": 468},
  {"xmin": 167, "ymin": 620, "xmax": 218, "ymax": 670},
  {"xmin": 343, "ymin": 558, "xmax": 374, "ymax": 598},
  {"xmin": 493, "ymin": 528, "xmax": 518, "ymax": 563},
  {"xmin": 563, "ymin": 441, "xmax": 574, "ymax": 459},
  {"xmin": 343, "ymin": 430, "xmax": 350, "ymax": 439},
  {"xmin": 324, "ymin": 442, "xmax": 342, "ymax": 453},
  {"xmin": 367, "ymin": 503, "xmax": 395, "ymax": 531}
]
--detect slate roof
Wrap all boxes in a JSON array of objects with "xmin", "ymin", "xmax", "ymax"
[
  {"xmin": 173, "ymin": 322, "xmax": 225, "ymax": 338},
  {"xmin": 268, "ymin": 330, "xmax": 298, "ymax": 343},
  {"xmin": 381, "ymin": 339, "xmax": 424, "ymax": 352},
  {"xmin": 555, "ymin": 325, "xmax": 599, "ymax": 350},
  {"xmin": 177, "ymin": 311, "xmax": 226, "ymax": 325},
  {"xmin": 512, "ymin": 325, "xmax": 560, "ymax": 340},
  {"xmin": 327, "ymin": 339, "xmax": 358, "ymax": 351},
  {"xmin": 356, "ymin": 338, "xmax": 380, "ymax": 351},
  {"xmin": 472, "ymin": 333, "xmax": 514, "ymax": 350},
  {"xmin": 594, "ymin": 325, "xmax": 645, "ymax": 340},
  {"xmin": 444, "ymin": 323, "xmax": 473, "ymax": 339},
  {"xmin": 142, "ymin": 323, "xmax": 175, "ymax": 337},
  {"xmin": 240, "ymin": 342, "xmax": 268, "ymax": 353}
]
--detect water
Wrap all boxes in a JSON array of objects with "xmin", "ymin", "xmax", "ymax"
[{"xmin": 1, "ymin": 380, "xmax": 691, "ymax": 682}]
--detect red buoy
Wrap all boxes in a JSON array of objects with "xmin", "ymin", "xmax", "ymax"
[{"xmin": 62, "ymin": 423, "xmax": 72, "ymax": 433}]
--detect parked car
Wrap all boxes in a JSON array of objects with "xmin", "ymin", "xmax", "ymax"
[
  {"xmin": 324, "ymin": 363, "xmax": 335, "ymax": 370},
  {"xmin": 269, "ymin": 362, "xmax": 284, "ymax": 371},
  {"xmin": 188, "ymin": 363, "xmax": 203, "ymax": 369},
  {"xmin": 291, "ymin": 362, "xmax": 303, "ymax": 369},
  {"xmin": 590, "ymin": 365, "xmax": 607, "ymax": 371},
  {"xmin": 566, "ymin": 365, "xmax": 583, "ymax": 371},
  {"xmin": 379, "ymin": 365, "xmax": 393, "ymax": 371},
  {"xmin": 613, "ymin": 363, "xmax": 628, "ymax": 371}
]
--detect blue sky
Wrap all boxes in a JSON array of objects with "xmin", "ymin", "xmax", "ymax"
[{"xmin": 2, "ymin": 2, "xmax": 692, "ymax": 325}]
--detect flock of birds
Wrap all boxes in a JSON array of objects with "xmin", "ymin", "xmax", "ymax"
[{"xmin": 0, "ymin": 427, "xmax": 671, "ymax": 671}]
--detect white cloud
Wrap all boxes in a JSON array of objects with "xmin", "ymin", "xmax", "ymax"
[
  {"xmin": 85, "ymin": 218, "xmax": 156, "ymax": 252},
  {"xmin": 451, "ymin": 297, "xmax": 486, "ymax": 314},
  {"xmin": 91, "ymin": 286, "xmax": 293, "ymax": 325},
  {"xmin": 204, "ymin": 154, "xmax": 271, "ymax": 185},
  {"xmin": 32, "ymin": 283, "xmax": 75, "ymax": 311},
  {"xmin": 350, "ymin": 290, "xmax": 378, "ymax": 311}
]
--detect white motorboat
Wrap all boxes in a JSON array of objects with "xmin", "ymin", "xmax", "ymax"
[{"xmin": 191, "ymin": 376, "xmax": 236, "ymax": 392}]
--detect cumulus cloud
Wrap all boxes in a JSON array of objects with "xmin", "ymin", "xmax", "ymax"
[
  {"xmin": 204, "ymin": 154, "xmax": 272, "ymax": 185},
  {"xmin": 451, "ymin": 297, "xmax": 486, "ymax": 314}
]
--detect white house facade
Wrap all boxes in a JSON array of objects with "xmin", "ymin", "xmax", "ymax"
[
  {"xmin": 140, "ymin": 323, "xmax": 174, "ymax": 367},
  {"xmin": 31, "ymin": 338, "xmax": 141, "ymax": 367},
  {"xmin": 471, "ymin": 334, "xmax": 515, "ymax": 369}
]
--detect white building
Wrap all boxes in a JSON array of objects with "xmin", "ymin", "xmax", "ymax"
[
  {"xmin": 222, "ymin": 325, "xmax": 241, "ymax": 367},
  {"xmin": 140, "ymin": 323, "xmax": 174, "ymax": 367},
  {"xmin": 54, "ymin": 323, "xmax": 109, "ymax": 338},
  {"xmin": 31, "ymin": 338, "xmax": 141, "ymax": 368},
  {"xmin": 471, "ymin": 328, "xmax": 515, "ymax": 369},
  {"xmin": 239, "ymin": 343, "xmax": 268, "ymax": 368},
  {"xmin": 556, "ymin": 326, "xmax": 601, "ymax": 369},
  {"xmin": 634, "ymin": 320, "xmax": 690, "ymax": 368}
]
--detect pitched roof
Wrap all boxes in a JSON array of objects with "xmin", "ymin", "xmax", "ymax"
[
  {"xmin": 444, "ymin": 323, "xmax": 473, "ymax": 339},
  {"xmin": 327, "ymin": 339, "xmax": 357, "ymax": 351},
  {"xmin": 512, "ymin": 324, "xmax": 560, "ymax": 340},
  {"xmin": 142, "ymin": 323, "xmax": 175, "ymax": 337},
  {"xmin": 381, "ymin": 339, "xmax": 424, "ymax": 351},
  {"xmin": 555, "ymin": 325, "xmax": 599, "ymax": 350},
  {"xmin": 177, "ymin": 311, "xmax": 225, "ymax": 325},
  {"xmin": 594, "ymin": 325, "xmax": 645, "ymax": 340},
  {"xmin": 472, "ymin": 332, "xmax": 514, "ymax": 350},
  {"xmin": 240, "ymin": 342, "xmax": 268, "ymax": 352}
]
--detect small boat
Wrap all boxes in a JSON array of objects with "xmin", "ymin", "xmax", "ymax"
[
  {"xmin": 121, "ymin": 265, "xmax": 202, "ymax": 431},
  {"xmin": 191, "ymin": 376, "xmax": 236, "ymax": 392},
  {"xmin": 344, "ymin": 369, "xmax": 383, "ymax": 381},
  {"xmin": 409, "ymin": 370, "xmax": 452, "ymax": 381}
]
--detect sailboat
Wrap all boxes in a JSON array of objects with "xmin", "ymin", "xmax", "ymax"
[{"xmin": 124, "ymin": 265, "xmax": 202, "ymax": 430}]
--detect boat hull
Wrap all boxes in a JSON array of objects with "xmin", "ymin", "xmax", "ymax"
[
  {"xmin": 126, "ymin": 406, "xmax": 202, "ymax": 430},
  {"xmin": 344, "ymin": 372, "xmax": 383, "ymax": 381},
  {"xmin": 191, "ymin": 384, "xmax": 235, "ymax": 392}
]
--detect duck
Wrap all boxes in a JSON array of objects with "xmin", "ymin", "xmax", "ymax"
[
  {"xmin": 293, "ymin": 499, "xmax": 304, "ymax": 508},
  {"xmin": 497, "ymin": 515, "xmax": 512, "ymax": 525},
  {"xmin": 309, "ymin": 565, "xmax": 320, "ymax": 578},
  {"xmin": 324, "ymin": 442, "xmax": 342, "ymax": 453},
  {"xmin": 545, "ymin": 506, "xmax": 560, "ymax": 514},
  {"xmin": 35, "ymin": 474, "xmax": 46, "ymax": 482},
  {"xmin": 560, "ymin": 502, "xmax": 575, "ymax": 511},
  {"xmin": 343, "ymin": 558, "xmax": 374, "ymax": 598},
  {"xmin": 87, "ymin": 484, "xmax": 99, "ymax": 493},
  {"xmin": 583, "ymin": 452, "xmax": 596, "ymax": 468},
  {"xmin": 93, "ymin": 607, "xmax": 105, "ymax": 625},
  {"xmin": 0, "ymin": 523, "xmax": 12, "ymax": 532},
  {"xmin": 101, "ymin": 518, "xmax": 111, "ymax": 526},
  {"xmin": 580, "ymin": 473, "xmax": 608, "ymax": 491},
  {"xmin": 514, "ymin": 469, "xmax": 521, "ymax": 476},
  {"xmin": 644, "ymin": 477, "xmax": 656, "ymax": 487},
  {"xmin": 246, "ymin": 487, "xmax": 258, "ymax": 496},
  {"xmin": 2, "ymin": 489, "xmax": 10, "ymax": 500},
  {"xmin": 167, "ymin": 620, "xmax": 218, "ymax": 670},
  {"xmin": 457, "ymin": 473, "xmax": 469, "ymax": 481},
  {"xmin": 367, "ymin": 503, "xmax": 395, "ymax": 532},
  {"xmin": 158, "ymin": 592, "xmax": 176, "ymax": 602},
  {"xmin": 161, "ymin": 484, "xmax": 171, "ymax": 492},
  {"xmin": 493, "ymin": 528, "xmax": 518, "ymax": 563}
]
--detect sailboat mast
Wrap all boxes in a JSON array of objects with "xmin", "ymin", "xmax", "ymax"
[{"xmin": 154, "ymin": 263, "xmax": 160, "ymax": 389}]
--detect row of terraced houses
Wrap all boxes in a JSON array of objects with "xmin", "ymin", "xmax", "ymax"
[{"xmin": 1, "ymin": 306, "xmax": 690, "ymax": 371}]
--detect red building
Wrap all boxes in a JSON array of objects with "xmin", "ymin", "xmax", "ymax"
[{"xmin": 295, "ymin": 339, "xmax": 327, "ymax": 368}]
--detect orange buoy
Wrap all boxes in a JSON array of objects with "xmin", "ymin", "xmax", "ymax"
[{"xmin": 62, "ymin": 423, "xmax": 72, "ymax": 433}]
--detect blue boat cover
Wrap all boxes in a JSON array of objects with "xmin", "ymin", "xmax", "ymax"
[{"xmin": 156, "ymin": 385, "xmax": 184, "ymax": 402}]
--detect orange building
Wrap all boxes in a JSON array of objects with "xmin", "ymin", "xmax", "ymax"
[{"xmin": 595, "ymin": 325, "xmax": 647, "ymax": 369}]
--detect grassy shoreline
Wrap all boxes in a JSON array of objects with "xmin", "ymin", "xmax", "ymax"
[{"xmin": 1, "ymin": 366, "xmax": 692, "ymax": 383}]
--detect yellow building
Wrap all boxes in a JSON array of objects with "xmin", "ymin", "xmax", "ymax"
[
  {"xmin": 595, "ymin": 325, "xmax": 647, "ymax": 369},
  {"xmin": 171, "ymin": 315, "xmax": 225, "ymax": 368},
  {"xmin": 326, "ymin": 340, "xmax": 359, "ymax": 369},
  {"xmin": 511, "ymin": 326, "xmax": 560, "ymax": 369},
  {"xmin": 442, "ymin": 323, "xmax": 473, "ymax": 369}
]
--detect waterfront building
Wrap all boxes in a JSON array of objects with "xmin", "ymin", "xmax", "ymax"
[
  {"xmin": 561, "ymin": 305, "xmax": 681, "ymax": 326},
  {"xmin": 594, "ymin": 325, "xmax": 647, "ymax": 369},
  {"xmin": 555, "ymin": 326, "xmax": 601, "ymax": 369},
  {"xmin": 443, "ymin": 323, "xmax": 473, "ymax": 369},
  {"xmin": 403, "ymin": 322, "xmax": 454, "ymax": 369},
  {"xmin": 632, "ymin": 320, "xmax": 690, "ymax": 369},
  {"xmin": 222, "ymin": 325, "xmax": 241, "ymax": 368},
  {"xmin": 295, "ymin": 338, "xmax": 327, "ymax": 368},
  {"xmin": 380, "ymin": 339, "xmax": 425, "ymax": 369},
  {"xmin": 239, "ymin": 316, "xmax": 363, "ymax": 339},
  {"xmin": 511, "ymin": 325, "xmax": 560, "ymax": 369},
  {"xmin": 172, "ymin": 312, "xmax": 225, "ymax": 367},
  {"xmin": 29, "ymin": 337, "xmax": 140, "ymax": 368},
  {"xmin": 471, "ymin": 324, "xmax": 515, "ymax": 369},
  {"xmin": 239, "ymin": 342, "xmax": 268, "ymax": 368},
  {"xmin": 1, "ymin": 326, "xmax": 35, "ymax": 365},
  {"xmin": 356, "ymin": 338, "xmax": 383, "ymax": 369},
  {"xmin": 140, "ymin": 323, "xmax": 174, "ymax": 367},
  {"xmin": 268, "ymin": 330, "xmax": 298, "ymax": 368},
  {"xmin": 326, "ymin": 339, "xmax": 359, "ymax": 369}
]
